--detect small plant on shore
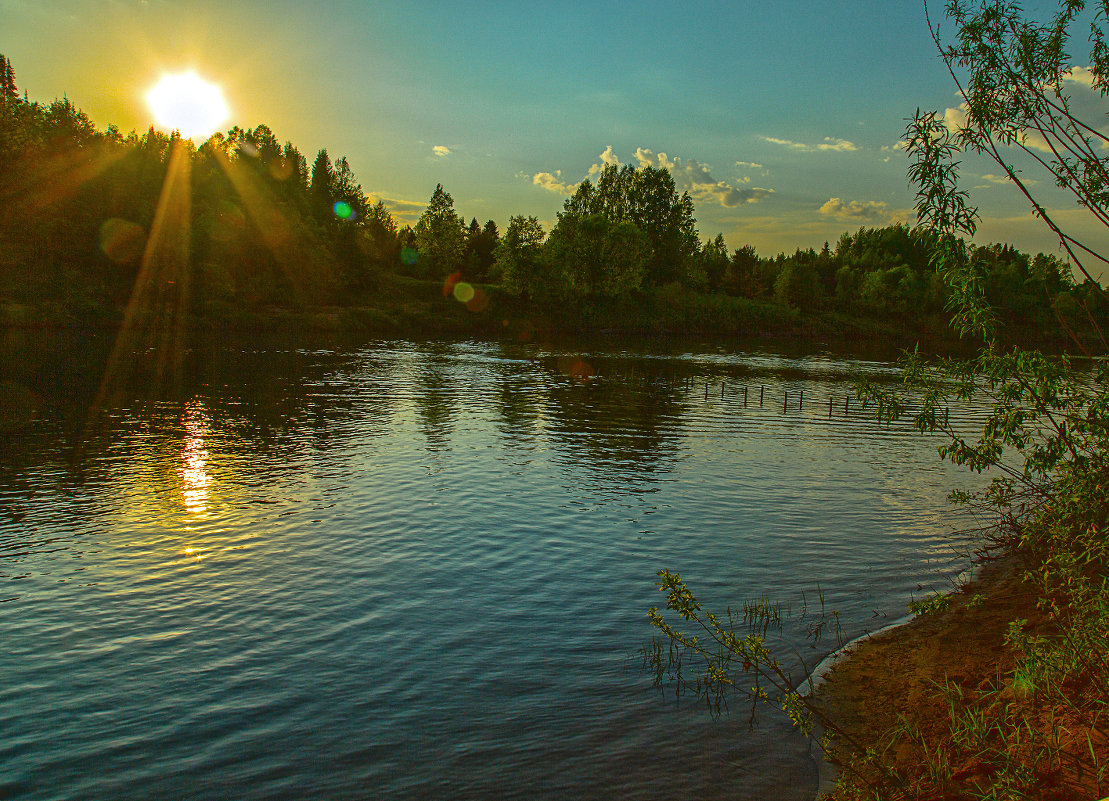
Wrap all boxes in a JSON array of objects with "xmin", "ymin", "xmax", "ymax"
[{"xmin": 907, "ymin": 590, "xmax": 955, "ymax": 617}]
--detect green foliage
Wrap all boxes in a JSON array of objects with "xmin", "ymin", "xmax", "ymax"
[
  {"xmin": 773, "ymin": 253, "xmax": 822, "ymax": 310},
  {"xmin": 559, "ymin": 163, "xmax": 699, "ymax": 287},
  {"xmin": 413, "ymin": 183, "xmax": 465, "ymax": 279},
  {"xmin": 645, "ymin": 568, "xmax": 843, "ymax": 738},
  {"xmin": 699, "ymin": 233, "xmax": 729, "ymax": 291},
  {"xmin": 541, "ymin": 213, "xmax": 649, "ymax": 300},
  {"xmin": 493, "ymin": 215, "xmax": 546, "ymax": 297},
  {"xmin": 907, "ymin": 591, "xmax": 955, "ymax": 617}
]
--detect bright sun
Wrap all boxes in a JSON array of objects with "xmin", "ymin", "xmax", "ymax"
[{"xmin": 146, "ymin": 72, "xmax": 229, "ymax": 140}]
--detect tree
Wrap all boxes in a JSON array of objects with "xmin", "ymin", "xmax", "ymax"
[
  {"xmin": 493, "ymin": 215, "xmax": 546, "ymax": 298},
  {"xmin": 332, "ymin": 156, "xmax": 369, "ymax": 221},
  {"xmin": 560, "ymin": 164, "xmax": 699, "ymax": 287},
  {"xmin": 543, "ymin": 213, "xmax": 648, "ymax": 299},
  {"xmin": 908, "ymin": 0, "xmax": 1109, "ymax": 337},
  {"xmin": 413, "ymin": 183, "xmax": 465, "ymax": 279},
  {"xmin": 309, "ymin": 149, "xmax": 335, "ymax": 225},
  {"xmin": 699, "ymin": 233, "xmax": 729, "ymax": 292},
  {"xmin": 0, "ymin": 54, "xmax": 17, "ymax": 106},
  {"xmin": 772, "ymin": 252, "xmax": 822, "ymax": 310}
]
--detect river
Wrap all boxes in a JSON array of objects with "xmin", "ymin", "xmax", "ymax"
[{"xmin": 0, "ymin": 331, "xmax": 987, "ymax": 800}]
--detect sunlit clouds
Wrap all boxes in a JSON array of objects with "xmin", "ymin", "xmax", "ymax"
[
  {"xmin": 531, "ymin": 146, "xmax": 773, "ymax": 208},
  {"xmin": 369, "ymin": 193, "xmax": 426, "ymax": 225},
  {"xmin": 632, "ymin": 148, "xmax": 773, "ymax": 207},
  {"xmin": 762, "ymin": 136, "xmax": 858, "ymax": 152},
  {"xmin": 532, "ymin": 170, "xmax": 572, "ymax": 195},
  {"xmin": 819, "ymin": 197, "xmax": 904, "ymax": 223},
  {"xmin": 432, "ymin": 145, "xmax": 451, "ymax": 157}
]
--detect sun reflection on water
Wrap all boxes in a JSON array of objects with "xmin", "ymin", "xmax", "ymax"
[{"xmin": 178, "ymin": 401, "xmax": 211, "ymax": 516}]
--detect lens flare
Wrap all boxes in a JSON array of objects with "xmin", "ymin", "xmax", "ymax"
[
  {"xmin": 400, "ymin": 247, "xmax": 419, "ymax": 265},
  {"xmin": 333, "ymin": 200, "xmax": 354, "ymax": 220},
  {"xmin": 465, "ymin": 288, "xmax": 490, "ymax": 312},
  {"xmin": 452, "ymin": 281, "xmax": 475, "ymax": 303},
  {"xmin": 98, "ymin": 218, "xmax": 146, "ymax": 264}
]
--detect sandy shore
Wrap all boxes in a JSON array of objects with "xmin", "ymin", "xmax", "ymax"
[{"xmin": 810, "ymin": 555, "xmax": 1055, "ymax": 798}]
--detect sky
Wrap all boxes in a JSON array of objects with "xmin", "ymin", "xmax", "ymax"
[{"xmin": 4, "ymin": 0, "xmax": 1108, "ymax": 268}]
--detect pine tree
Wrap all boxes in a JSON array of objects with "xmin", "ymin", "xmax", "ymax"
[
  {"xmin": 0, "ymin": 55, "xmax": 17, "ymax": 105},
  {"xmin": 413, "ymin": 184, "xmax": 465, "ymax": 278},
  {"xmin": 309, "ymin": 149, "xmax": 335, "ymax": 224}
]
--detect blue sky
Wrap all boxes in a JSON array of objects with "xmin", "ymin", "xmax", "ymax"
[{"xmin": 4, "ymin": 0, "xmax": 1107, "ymax": 265}]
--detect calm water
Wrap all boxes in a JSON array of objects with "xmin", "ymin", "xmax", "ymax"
[{"xmin": 0, "ymin": 332, "xmax": 987, "ymax": 800}]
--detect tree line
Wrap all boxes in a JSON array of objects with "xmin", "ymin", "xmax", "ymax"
[{"xmin": 0, "ymin": 52, "xmax": 1103, "ymax": 343}]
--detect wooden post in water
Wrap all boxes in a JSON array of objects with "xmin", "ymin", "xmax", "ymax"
[
  {"xmin": 744, "ymin": 386, "xmax": 748, "ymax": 407},
  {"xmin": 760, "ymin": 386, "xmax": 764, "ymax": 406},
  {"xmin": 828, "ymin": 397, "xmax": 833, "ymax": 418},
  {"xmin": 799, "ymin": 389, "xmax": 803, "ymax": 410},
  {"xmin": 704, "ymin": 382, "xmax": 708, "ymax": 401},
  {"xmin": 721, "ymin": 381, "xmax": 725, "ymax": 400},
  {"xmin": 783, "ymin": 391, "xmax": 788, "ymax": 413}
]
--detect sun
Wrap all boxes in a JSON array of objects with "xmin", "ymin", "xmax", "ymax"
[{"xmin": 146, "ymin": 72, "xmax": 230, "ymax": 140}]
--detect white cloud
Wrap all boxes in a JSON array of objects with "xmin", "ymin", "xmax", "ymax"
[
  {"xmin": 735, "ymin": 160, "xmax": 764, "ymax": 170},
  {"xmin": 819, "ymin": 197, "xmax": 905, "ymax": 223},
  {"xmin": 634, "ymin": 147, "xmax": 774, "ymax": 207},
  {"xmin": 979, "ymin": 172, "xmax": 1039, "ymax": 186},
  {"xmin": 432, "ymin": 145, "xmax": 451, "ymax": 158},
  {"xmin": 762, "ymin": 136, "xmax": 858, "ymax": 152},
  {"xmin": 530, "ymin": 146, "xmax": 774, "ymax": 208},
  {"xmin": 585, "ymin": 145, "xmax": 622, "ymax": 178},
  {"xmin": 943, "ymin": 103, "xmax": 969, "ymax": 132},
  {"xmin": 533, "ymin": 170, "xmax": 574, "ymax": 195},
  {"xmin": 1063, "ymin": 65, "xmax": 1097, "ymax": 89}
]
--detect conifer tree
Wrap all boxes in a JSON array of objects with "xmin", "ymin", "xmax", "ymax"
[
  {"xmin": 309, "ymin": 149, "xmax": 335, "ymax": 224},
  {"xmin": 0, "ymin": 55, "xmax": 17, "ymax": 105},
  {"xmin": 413, "ymin": 183, "xmax": 465, "ymax": 278}
]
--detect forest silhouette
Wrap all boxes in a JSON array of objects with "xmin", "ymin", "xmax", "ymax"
[{"xmin": 1, "ymin": 53, "xmax": 1103, "ymax": 346}]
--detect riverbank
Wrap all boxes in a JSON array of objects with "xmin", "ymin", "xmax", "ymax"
[
  {"xmin": 812, "ymin": 552, "xmax": 1105, "ymax": 800},
  {"xmin": 0, "ymin": 271, "xmax": 966, "ymax": 350}
]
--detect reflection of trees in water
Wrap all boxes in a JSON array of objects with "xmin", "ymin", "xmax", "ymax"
[
  {"xmin": 0, "ymin": 332, "xmax": 400, "ymax": 516},
  {"xmin": 543, "ymin": 364, "xmax": 685, "ymax": 481},
  {"xmin": 412, "ymin": 347, "xmax": 459, "ymax": 451},
  {"xmin": 494, "ymin": 367, "xmax": 544, "ymax": 443}
]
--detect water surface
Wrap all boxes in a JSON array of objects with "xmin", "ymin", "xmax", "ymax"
[{"xmin": 0, "ymin": 333, "xmax": 986, "ymax": 800}]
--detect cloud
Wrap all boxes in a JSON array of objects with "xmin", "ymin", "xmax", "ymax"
[
  {"xmin": 368, "ymin": 193, "xmax": 425, "ymax": 225},
  {"xmin": 943, "ymin": 103, "xmax": 969, "ymax": 132},
  {"xmin": 819, "ymin": 197, "xmax": 905, "ymax": 223},
  {"xmin": 762, "ymin": 136, "xmax": 858, "ymax": 152},
  {"xmin": 1063, "ymin": 65, "xmax": 1097, "ymax": 89},
  {"xmin": 735, "ymin": 160, "xmax": 764, "ymax": 170},
  {"xmin": 978, "ymin": 172, "xmax": 1039, "ymax": 187},
  {"xmin": 533, "ymin": 170, "xmax": 574, "ymax": 195},
  {"xmin": 531, "ymin": 146, "xmax": 774, "ymax": 208},
  {"xmin": 634, "ymin": 147, "xmax": 774, "ymax": 207},
  {"xmin": 432, "ymin": 145, "xmax": 451, "ymax": 158},
  {"xmin": 585, "ymin": 145, "xmax": 622, "ymax": 178}
]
